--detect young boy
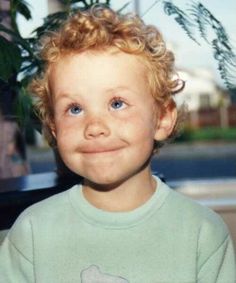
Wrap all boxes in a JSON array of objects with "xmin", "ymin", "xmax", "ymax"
[{"xmin": 0, "ymin": 5, "xmax": 235, "ymax": 282}]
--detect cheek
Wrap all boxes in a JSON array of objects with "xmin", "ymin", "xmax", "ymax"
[
  {"xmin": 55, "ymin": 116, "xmax": 80, "ymax": 135},
  {"xmin": 55, "ymin": 121, "xmax": 80, "ymax": 148},
  {"xmin": 120, "ymin": 111, "xmax": 156, "ymax": 142}
]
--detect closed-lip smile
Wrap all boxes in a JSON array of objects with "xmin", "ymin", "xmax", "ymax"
[{"xmin": 81, "ymin": 147, "xmax": 124, "ymax": 154}]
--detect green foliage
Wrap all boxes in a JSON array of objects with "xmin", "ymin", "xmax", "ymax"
[
  {"xmin": 0, "ymin": 0, "xmax": 34, "ymax": 118},
  {"xmin": 177, "ymin": 127, "xmax": 236, "ymax": 142},
  {"xmin": 33, "ymin": 11, "xmax": 69, "ymax": 37},
  {"xmin": 10, "ymin": 0, "xmax": 32, "ymax": 21},
  {"xmin": 15, "ymin": 87, "xmax": 33, "ymax": 126},
  {"xmin": 9, "ymin": 0, "xmax": 32, "ymax": 35},
  {"xmin": 0, "ymin": 36, "xmax": 22, "ymax": 81},
  {"xmin": 162, "ymin": 1, "xmax": 236, "ymax": 91}
]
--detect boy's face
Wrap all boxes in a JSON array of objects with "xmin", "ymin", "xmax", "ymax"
[{"xmin": 49, "ymin": 50, "xmax": 172, "ymax": 186}]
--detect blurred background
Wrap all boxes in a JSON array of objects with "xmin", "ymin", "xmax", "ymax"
[{"xmin": 0, "ymin": 0, "xmax": 236, "ymax": 182}]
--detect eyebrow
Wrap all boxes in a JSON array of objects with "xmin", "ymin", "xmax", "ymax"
[
  {"xmin": 54, "ymin": 86, "xmax": 134, "ymax": 103},
  {"xmin": 54, "ymin": 92, "xmax": 79, "ymax": 100},
  {"xmin": 57, "ymin": 86, "xmax": 131, "ymax": 96},
  {"xmin": 105, "ymin": 86, "xmax": 133, "ymax": 94},
  {"xmin": 53, "ymin": 93, "xmax": 78, "ymax": 107}
]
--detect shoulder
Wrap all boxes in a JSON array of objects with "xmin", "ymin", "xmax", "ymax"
[
  {"xmin": 8, "ymin": 185, "xmax": 79, "ymax": 243},
  {"xmin": 0, "ymin": 189, "xmax": 79, "ymax": 269},
  {"xmin": 163, "ymin": 182, "xmax": 229, "ymax": 241},
  {"xmin": 162, "ymin": 183, "xmax": 233, "ymax": 266}
]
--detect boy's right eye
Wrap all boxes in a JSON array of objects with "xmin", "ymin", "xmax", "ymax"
[{"xmin": 68, "ymin": 104, "xmax": 83, "ymax": 116}]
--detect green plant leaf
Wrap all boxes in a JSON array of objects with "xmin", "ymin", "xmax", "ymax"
[
  {"xmin": 0, "ymin": 36, "xmax": 22, "ymax": 82},
  {"xmin": 33, "ymin": 11, "xmax": 68, "ymax": 37},
  {"xmin": 15, "ymin": 86, "xmax": 32, "ymax": 126},
  {"xmin": 16, "ymin": 0, "xmax": 32, "ymax": 20},
  {"xmin": 0, "ymin": 24, "xmax": 34, "ymax": 57},
  {"xmin": 10, "ymin": 0, "xmax": 32, "ymax": 20}
]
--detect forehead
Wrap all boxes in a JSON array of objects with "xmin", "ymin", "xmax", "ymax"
[
  {"xmin": 49, "ymin": 48, "xmax": 147, "ymax": 75},
  {"xmin": 48, "ymin": 49, "xmax": 149, "ymax": 96}
]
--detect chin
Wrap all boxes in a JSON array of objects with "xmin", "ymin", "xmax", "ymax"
[{"xmin": 83, "ymin": 174, "xmax": 129, "ymax": 191}]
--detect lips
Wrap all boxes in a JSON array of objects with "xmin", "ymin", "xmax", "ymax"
[
  {"xmin": 79, "ymin": 143, "xmax": 126, "ymax": 154},
  {"xmin": 81, "ymin": 147, "xmax": 123, "ymax": 154}
]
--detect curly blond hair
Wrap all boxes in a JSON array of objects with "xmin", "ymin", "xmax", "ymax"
[{"xmin": 29, "ymin": 5, "xmax": 184, "ymax": 149}]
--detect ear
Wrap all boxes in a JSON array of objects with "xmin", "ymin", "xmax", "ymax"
[
  {"xmin": 154, "ymin": 102, "xmax": 177, "ymax": 141},
  {"xmin": 48, "ymin": 121, "xmax": 57, "ymax": 139}
]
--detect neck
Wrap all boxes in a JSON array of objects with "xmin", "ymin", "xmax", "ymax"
[{"xmin": 82, "ymin": 167, "xmax": 156, "ymax": 212}]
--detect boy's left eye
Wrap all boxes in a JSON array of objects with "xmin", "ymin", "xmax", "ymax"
[{"xmin": 110, "ymin": 98, "xmax": 127, "ymax": 110}]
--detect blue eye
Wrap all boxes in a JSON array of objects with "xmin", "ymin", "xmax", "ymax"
[
  {"xmin": 111, "ymin": 99, "xmax": 126, "ymax": 110},
  {"xmin": 69, "ymin": 105, "xmax": 82, "ymax": 115}
]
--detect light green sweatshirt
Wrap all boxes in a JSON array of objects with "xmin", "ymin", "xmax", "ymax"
[{"xmin": 0, "ymin": 176, "xmax": 235, "ymax": 282}]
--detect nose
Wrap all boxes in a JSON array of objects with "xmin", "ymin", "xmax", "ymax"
[{"xmin": 84, "ymin": 117, "xmax": 110, "ymax": 139}]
